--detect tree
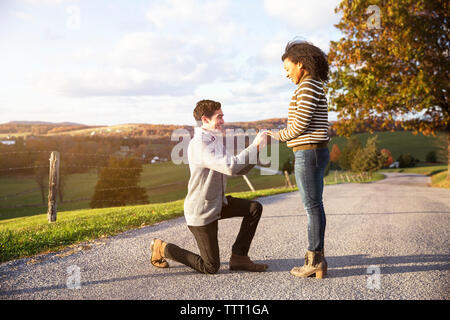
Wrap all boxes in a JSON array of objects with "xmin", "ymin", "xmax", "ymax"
[
  {"xmin": 328, "ymin": 0, "xmax": 449, "ymax": 177},
  {"xmin": 329, "ymin": 143, "xmax": 342, "ymax": 170},
  {"xmin": 397, "ymin": 153, "xmax": 418, "ymax": 168},
  {"xmin": 282, "ymin": 156, "xmax": 294, "ymax": 175},
  {"xmin": 339, "ymin": 138, "xmax": 362, "ymax": 170},
  {"xmin": 426, "ymin": 151, "xmax": 438, "ymax": 163},
  {"xmin": 282, "ymin": 156, "xmax": 294, "ymax": 188},
  {"xmin": 90, "ymin": 156, "xmax": 149, "ymax": 208},
  {"xmin": 380, "ymin": 148, "xmax": 394, "ymax": 167},
  {"xmin": 351, "ymin": 136, "xmax": 386, "ymax": 173},
  {"xmin": 330, "ymin": 144, "xmax": 341, "ymax": 163}
]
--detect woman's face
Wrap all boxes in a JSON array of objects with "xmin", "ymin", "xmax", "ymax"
[{"xmin": 283, "ymin": 58, "xmax": 304, "ymax": 85}]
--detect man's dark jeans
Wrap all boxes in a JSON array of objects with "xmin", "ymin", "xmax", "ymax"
[
  {"xmin": 164, "ymin": 196, "xmax": 263, "ymax": 274},
  {"xmin": 294, "ymin": 147, "xmax": 329, "ymax": 251}
]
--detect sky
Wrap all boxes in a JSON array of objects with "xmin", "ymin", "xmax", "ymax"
[{"xmin": 0, "ymin": 0, "xmax": 343, "ymax": 126}]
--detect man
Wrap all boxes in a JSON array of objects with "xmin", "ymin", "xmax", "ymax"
[{"xmin": 150, "ymin": 99, "xmax": 269, "ymax": 274}]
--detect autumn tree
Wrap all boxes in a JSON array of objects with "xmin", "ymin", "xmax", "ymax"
[
  {"xmin": 339, "ymin": 138, "xmax": 362, "ymax": 171},
  {"xmin": 380, "ymin": 148, "xmax": 394, "ymax": 167},
  {"xmin": 328, "ymin": 0, "xmax": 449, "ymax": 177},
  {"xmin": 330, "ymin": 144, "xmax": 341, "ymax": 163},
  {"xmin": 90, "ymin": 156, "xmax": 149, "ymax": 208},
  {"xmin": 350, "ymin": 136, "xmax": 386, "ymax": 173}
]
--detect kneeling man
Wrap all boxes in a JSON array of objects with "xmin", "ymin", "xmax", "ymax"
[{"xmin": 150, "ymin": 99, "xmax": 268, "ymax": 274}]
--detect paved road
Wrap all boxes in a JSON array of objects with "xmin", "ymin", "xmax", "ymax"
[{"xmin": 1, "ymin": 172, "xmax": 449, "ymax": 300}]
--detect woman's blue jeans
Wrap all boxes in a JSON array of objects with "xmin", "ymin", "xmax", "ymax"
[{"xmin": 294, "ymin": 147, "xmax": 329, "ymax": 251}]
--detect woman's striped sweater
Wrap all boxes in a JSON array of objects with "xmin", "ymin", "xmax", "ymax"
[{"xmin": 278, "ymin": 75, "xmax": 330, "ymax": 149}]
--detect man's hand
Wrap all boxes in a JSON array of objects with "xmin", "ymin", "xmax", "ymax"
[
  {"xmin": 267, "ymin": 130, "xmax": 280, "ymax": 140},
  {"xmin": 252, "ymin": 130, "xmax": 269, "ymax": 150}
]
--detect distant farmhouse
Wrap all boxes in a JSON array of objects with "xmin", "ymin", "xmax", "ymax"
[
  {"xmin": 1, "ymin": 140, "xmax": 15, "ymax": 145},
  {"xmin": 151, "ymin": 156, "xmax": 168, "ymax": 164}
]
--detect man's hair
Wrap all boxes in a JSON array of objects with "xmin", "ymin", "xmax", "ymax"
[
  {"xmin": 193, "ymin": 99, "xmax": 221, "ymax": 121},
  {"xmin": 281, "ymin": 40, "xmax": 329, "ymax": 82}
]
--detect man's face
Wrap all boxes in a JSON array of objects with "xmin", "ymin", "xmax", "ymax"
[
  {"xmin": 283, "ymin": 58, "xmax": 303, "ymax": 85},
  {"xmin": 202, "ymin": 108, "xmax": 224, "ymax": 131}
]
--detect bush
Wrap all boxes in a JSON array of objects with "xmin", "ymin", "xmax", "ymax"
[
  {"xmin": 339, "ymin": 138, "xmax": 362, "ymax": 171},
  {"xmin": 330, "ymin": 144, "xmax": 341, "ymax": 163},
  {"xmin": 380, "ymin": 149, "xmax": 393, "ymax": 168},
  {"xmin": 426, "ymin": 151, "xmax": 438, "ymax": 163},
  {"xmin": 90, "ymin": 156, "xmax": 149, "ymax": 208},
  {"xmin": 397, "ymin": 153, "xmax": 418, "ymax": 168},
  {"xmin": 282, "ymin": 156, "xmax": 294, "ymax": 174},
  {"xmin": 350, "ymin": 136, "xmax": 386, "ymax": 173}
]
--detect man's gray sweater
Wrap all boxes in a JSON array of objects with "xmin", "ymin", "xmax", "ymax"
[{"xmin": 183, "ymin": 127, "xmax": 258, "ymax": 226}]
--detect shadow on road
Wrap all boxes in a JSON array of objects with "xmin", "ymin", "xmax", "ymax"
[
  {"xmin": 264, "ymin": 254, "xmax": 450, "ymax": 278},
  {"xmin": 2, "ymin": 255, "xmax": 449, "ymax": 297},
  {"xmin": 0, "ymin": 269, "xmax": 195, "ymax": 297},
  {"xmin": 260, "ymin": 211, "xmax": 450, "ymax": 219}
]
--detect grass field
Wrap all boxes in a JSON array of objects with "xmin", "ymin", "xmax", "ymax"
[
  {"xmin": 328, "ymin": 131, "xmax": 447, "ymax": 163},
  {"xmin": 0, "ymin": 163, "xmax": 288, "ymax": 220},
  {"xmin": 431, "ymin": 170, "xmax": 450, "ymax": 188},
  {"xmin": 1, "ymin": 130, "xmax": 447, "ymax": 221},
  {"xmin": 0, "ymin": 187, "xmax": 298, "ymax": 263}
]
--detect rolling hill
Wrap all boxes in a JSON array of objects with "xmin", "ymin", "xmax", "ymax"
[{"xmin": 0, "ymin": 119, "xmax": 289, "ymax": 139}]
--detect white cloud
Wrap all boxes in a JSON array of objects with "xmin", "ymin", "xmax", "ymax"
[
  {"xmin": 2, "ymin": 0, "xmax": 341, "ymax": 125},
  {"xmin": 11, "ymin": 11, "xmax": 33, "ymax": 21},
  {"xmin": 42, "ymin": 31, "xmax": 238, "ymax": 97},
  {"xmin": 264, "ymin": 0, "xmax": 341, "ymax": 32},
  {"xmin": 147, "ymin": 0, "xmax": 229, "ymax": 28},
  {"xmin": 146, "ymin": 0, "xmax": 237, "ymax": 45},
  {"xmin": 230, "ymin": 76, "xmax": 289, "ymax": 98},
  {"xmin": 261, "ymin": 39, "xmax": 287, "ymax": 63},
  {"xmin": 21, "ymin": 0, "xmax": 79, "ymax": 5},
  {"xmin": 34, "ymin": 0, "xmax": 241, "ymax": 99}
]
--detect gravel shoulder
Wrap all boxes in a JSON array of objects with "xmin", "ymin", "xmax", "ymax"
[{"xmin": 1, "ymin": 173, "xmax": 449, "ymax": 300}]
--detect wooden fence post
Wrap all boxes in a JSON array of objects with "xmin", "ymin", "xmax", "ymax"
[
  {"xmin": 284, "ymin": 170, "xmax": 293, "ymax": 188},
  {"xmin": 47, "ymin": 151, "xmax": 60, "ymax": 222},
  {"xmin": 242, "ymin": 174, "xmax": 255, "ymax": 192}
]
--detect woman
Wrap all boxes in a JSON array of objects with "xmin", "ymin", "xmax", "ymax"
[{"xmin": 268, "ymin": 40, "xmax": 330, "ymax": 278}]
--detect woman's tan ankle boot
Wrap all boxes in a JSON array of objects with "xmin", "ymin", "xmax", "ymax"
[
  {"xmin": 290, "ymin": 250, "xmax": 327, "ymax": 279},
  {"xmin": 320, "ymin": 249, "xmax": 328, "ymax": 276}
]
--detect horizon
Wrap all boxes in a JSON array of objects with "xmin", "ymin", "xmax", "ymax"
[
  {"xmin": 2, "ymin": 116, "xmax": 345, "ymax": 128},
  {"xmin": 1, "ymin": 117, "xmax": 290, "ymax": 128},
  {"xmin": 0, "ymin": 0, "xmax": 342, "ymax": 126}
]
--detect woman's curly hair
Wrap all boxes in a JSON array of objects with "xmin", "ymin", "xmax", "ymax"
[{"xmin": 281, "ymin": 40, "xmax": 329, "ymax": 82}]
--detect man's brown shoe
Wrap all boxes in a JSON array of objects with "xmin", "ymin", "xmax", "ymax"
[
  {"xmin": 150, "ymin": 238, "xmax": 169, "ymax": 268},
  {"xmin": 229, "ymin": 253, "xmax": 268, "ymax": 272}
]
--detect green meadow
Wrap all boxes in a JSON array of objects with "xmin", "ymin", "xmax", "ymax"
[
  {"xmin": 0, "ymin": 130, "xmax": 447, "ymax": 263},
  {"xmin": 1, "ymin": 131, "xmax": 446, "ymax": 221},
  {"xmin": 328, "ymin": 130, "xmax": 447, "ymax": 162},
  {"xmin": 0, "ymin": 187, "xmax": 297, "ymax": 263}
]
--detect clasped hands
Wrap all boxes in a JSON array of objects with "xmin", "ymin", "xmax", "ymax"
[{"xmin": 252, "ymin": 130, "xmax": 280, "ymax": 150}]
